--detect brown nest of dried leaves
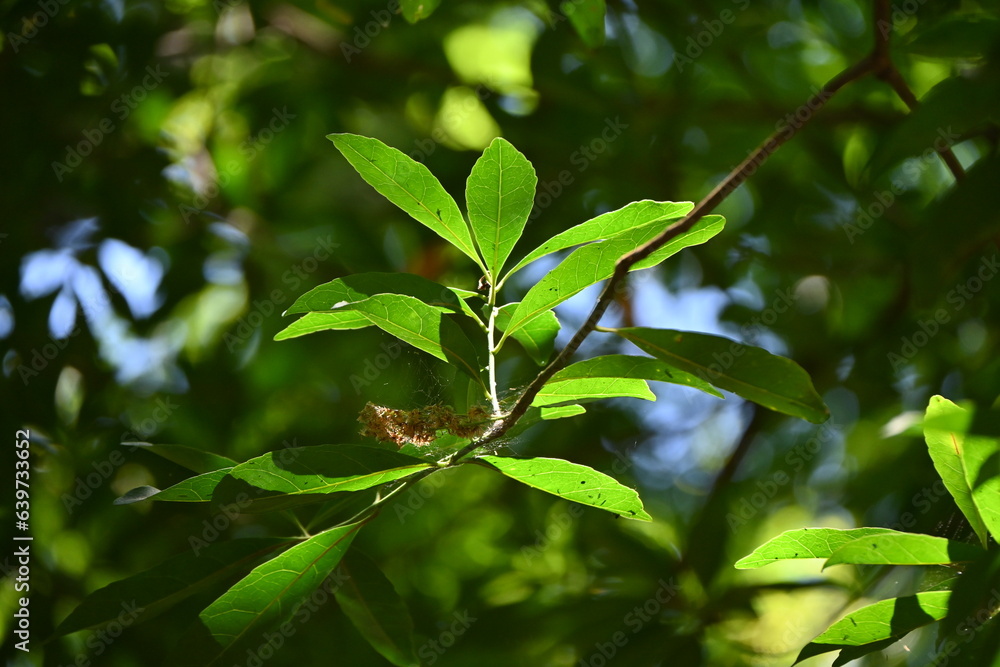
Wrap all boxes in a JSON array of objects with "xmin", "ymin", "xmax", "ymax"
[{"xmin": 358, "ymin": 403, "xmax": 491, "ymax": 447}]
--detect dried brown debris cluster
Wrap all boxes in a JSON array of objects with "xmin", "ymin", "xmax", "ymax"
[{"xmin": 358, "ymin": 403, "xmax": 491, "ymax": 446}]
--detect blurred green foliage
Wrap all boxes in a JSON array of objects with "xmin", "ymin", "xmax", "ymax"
[{"xmin": 1, "ymin": 0, "xmax": 998, "ymax": 664}]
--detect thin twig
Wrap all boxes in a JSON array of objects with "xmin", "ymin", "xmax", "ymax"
[{"xmin": 442, "ymin": 0, "xmax": 953, "ymax": 466}]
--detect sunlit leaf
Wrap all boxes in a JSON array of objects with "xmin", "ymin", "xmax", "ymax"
[
  {"xmin": 465, "ymin": 137, "xmax": 537, "ymax": 281},
  {"xmin": 328, "ymin": 134, "xmax": 485, "ymax": 271},
  {"xmin": 503, "ymin": 215, "xmax": 723, "ymax": 336},
  {"xmin": 55, "ymin": 538, "xmax": 290, "ymax": 636},
  {"xmin": 614, "ymin": 328, "xmax": 829, "ymax": 423},
  {"xmin": 812, "ymin": 591, "xmax": 951, "ymax": 645},
  {"xmin": 495, "ymin": 303, "xmax": 559, "ymax": 365},
  {"xmin": 283, "ymin": 272, "xmax": 463, "ymax": 316},
  {"xmin": 114, "ymin": 468, "xmax": 233, "ymax": 504},
  {"xmin": 536, "ymin": 354, "xmax": 724, "ymax": 409},
  {"xmin": 924, "ymin": 396, "xmax": 989, "ymax": 546},
  {"xmin": 197, "ymin": 523, "xmax": 362, "ymax": 663},
  {"xmin": 333, "ymin": 294, "xmax": 484, "ymax": 383},
  {"xmin": 274, "ymin": 311, "xmax": 372, "ymax": 341},
  {"xmin": 824, "ymin": 532, "xmax": 985, "ymax": 568},
  {"xmin": 476, "ymin": 455, "xmax": 651, "ymax": 520},
  {"xmin": 334, "ymin": 551, "xmax": 419, "ymax": 667},
  {"xmin": 533, "ymin": 376, "xmax": 653, "ymax": 407},
  {"xmin": 228, "ymin": 444, "xmax": 433, "ymax": 497},
  {"xmin": 503, "ymin": 199, "xmax": 693, "ymax": 281},
  {"xmin": 735, "ymin": 528, "xmax": 899, "ymax": 569}
]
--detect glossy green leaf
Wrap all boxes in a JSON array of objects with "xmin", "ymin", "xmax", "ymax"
[
  {"xmin": 537, "ymin": 355, "xmax": 724, "ymax": 408},
  {"xmin": 124, "ymin": 442, "xmax": 237, "ymax": 474},
  {"xmin": 401, "ymin": 0, "xmax": 440, "ymax": 23},
  {"xmin": 561, "ymin": 0, "xmax": 606, "ymax": 48},
  {"xmin": 334, "ymin": 551, "xmax": 419, "ymax": 667},
  {"xmin": 533, "ymin": 377, "xmax": 653, "ymax": 407},
  {"xmin": 228, "ymin": 444, "xmax": 433, "ymax": 497},
  {"xmin": 924, "ymin": 396, "xmax": 990, "ymax": 547},
  {"xmin": 274, "ymin": 311, "xmax": 372, "ymax": 341},
  {"xmin": 503, "ymin": 199, "xmax": 693, "ymax": 281},
  {"xmin": 960, "ymin": 411, "xmax": 1000, "ymax": 543},
  {"xmin": 477, "ymin": 455, "xmax": 651, "ymax": 520},
  {"xmin": 735, "ymin": 527, "xmax": 899, "ymax": 569},
  {"xmin": 114, "ymin": 468, "xmax": 233, "ymax": 504},
  {"xmin": 55, "ymin": 538, "xmax": 290, "ymax": 636},
  {"xmin": 812, "ymin": 591, "xmax": 951, "ymax": 645},
  {"xmin": 197, "ymin": 523, "xmax": 362, "ymax": 663},
  {"xmin": 465, "ymin": 137, "xmax": 537, "ymax": 281},
  {"xmin": 283, "ymin": 272, "xmax": 463, "ymax": 316},
  {"xmin": 614, "ymin": 328, "xmax": 829, "ymax": 423},
  {"xmin": 494, "ymin": 303, "xmax": 559, "ymax": 365},
  {"xmin": 333, "ymin": 294, "xmax": 484, "ymax": 382},
  {"xmin": 504, "ymin": 215, "xmax": 723, "ymax": 336},
  {"xmin": 328, "ymin": 133, "xmax": 484, "ymax": 271},
  {"xmin": 824, "ymin": 532, "xmax": 985, "ymax": 568}
]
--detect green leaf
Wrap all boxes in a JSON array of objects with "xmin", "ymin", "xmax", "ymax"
[
  {"xmin": 494, "ymin": 303, "xmax": 559, "ymax": 365},
  {"xmin": 735, "ymin": 527, "xmax": 899, "ymax": 569},
  {"xmin": 538, "ymin": 354, "xmax": 725, "ymax": 408},
  {"xmin": 924, "ymin": 396, "xmax": 990, "ymax": 547},
  {"xmin": 55, "ymin": 538, "xmax": 290, "ymax": 636},
  {"xmin": 228, "ymin": 444, "xmax": 433, "ymax": 497},
  {"xmin": 812, "ymin": 591, "xmax": 951, "ymax": 645},
  {"xmin": 274, "ymin": 311, "xmax": 372, "ymax": 341},
  {"xmin": 613, "ymin": 328, "xmax": 829, "ymax": 423},
  {"xmin": 400, "ymin": 0, "xmax": 440, "ymax": 23},
  {"xmin": 465, "ymin": 137, "xmax": 537, "ymax": 281},
  {"xmin": 197, "ymin": 523, "xmax": 362, "ymax": 664},
  {"xmin": 504, "ymin": 215, "xmax": 723, "ymax": 336},
  {"xmin": 533, "ymin": 377, "xmax": 654, "ymax": 407},
  {"xmin": 328, "ymin": 133, "xmax": 484, "ymax": 272},
  {"xmin": 333, "ymin": 294, "xmax": 484, "ymax": 383},
  {"xmin": 283, "ymin": 272, "xmax": 464, "ymax": 316},
  {"xmin": 561, "ymin": 0, "xmax": 606, "ymax": 47},
  {"xmin": 476, "ymin": 455, "xmax": 651, "ymax": 520},
  {"xmin": 962, "ymin": 412, "xmax": 1000, "ymax": 544},
  {"xmin": 824, "ymin": 532, "xmax": 986, "ymax": 568},
  {"xmin": 334, "ymin": 551, "xmax": 419, "ymax": 667},
  {"xmin": 114, "ymin": 468, "xmax": 233, "ymax": 504},
  {"xmin": 124, "ymin": 442, "xmax": 237, "ymax": 474},
  {"xmin": 503, "ymin": 199, "xmax": 693, "ymax": 282}
]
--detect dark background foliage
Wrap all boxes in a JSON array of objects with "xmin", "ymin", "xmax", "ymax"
[{"xmin": 1, "ymin": 0, "xmax": 998, "ymax": 664}]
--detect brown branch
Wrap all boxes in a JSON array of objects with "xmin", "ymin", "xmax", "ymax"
[{"xmin": 445, "ymin": 0, "xmax": 946, "ymax": 464}]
